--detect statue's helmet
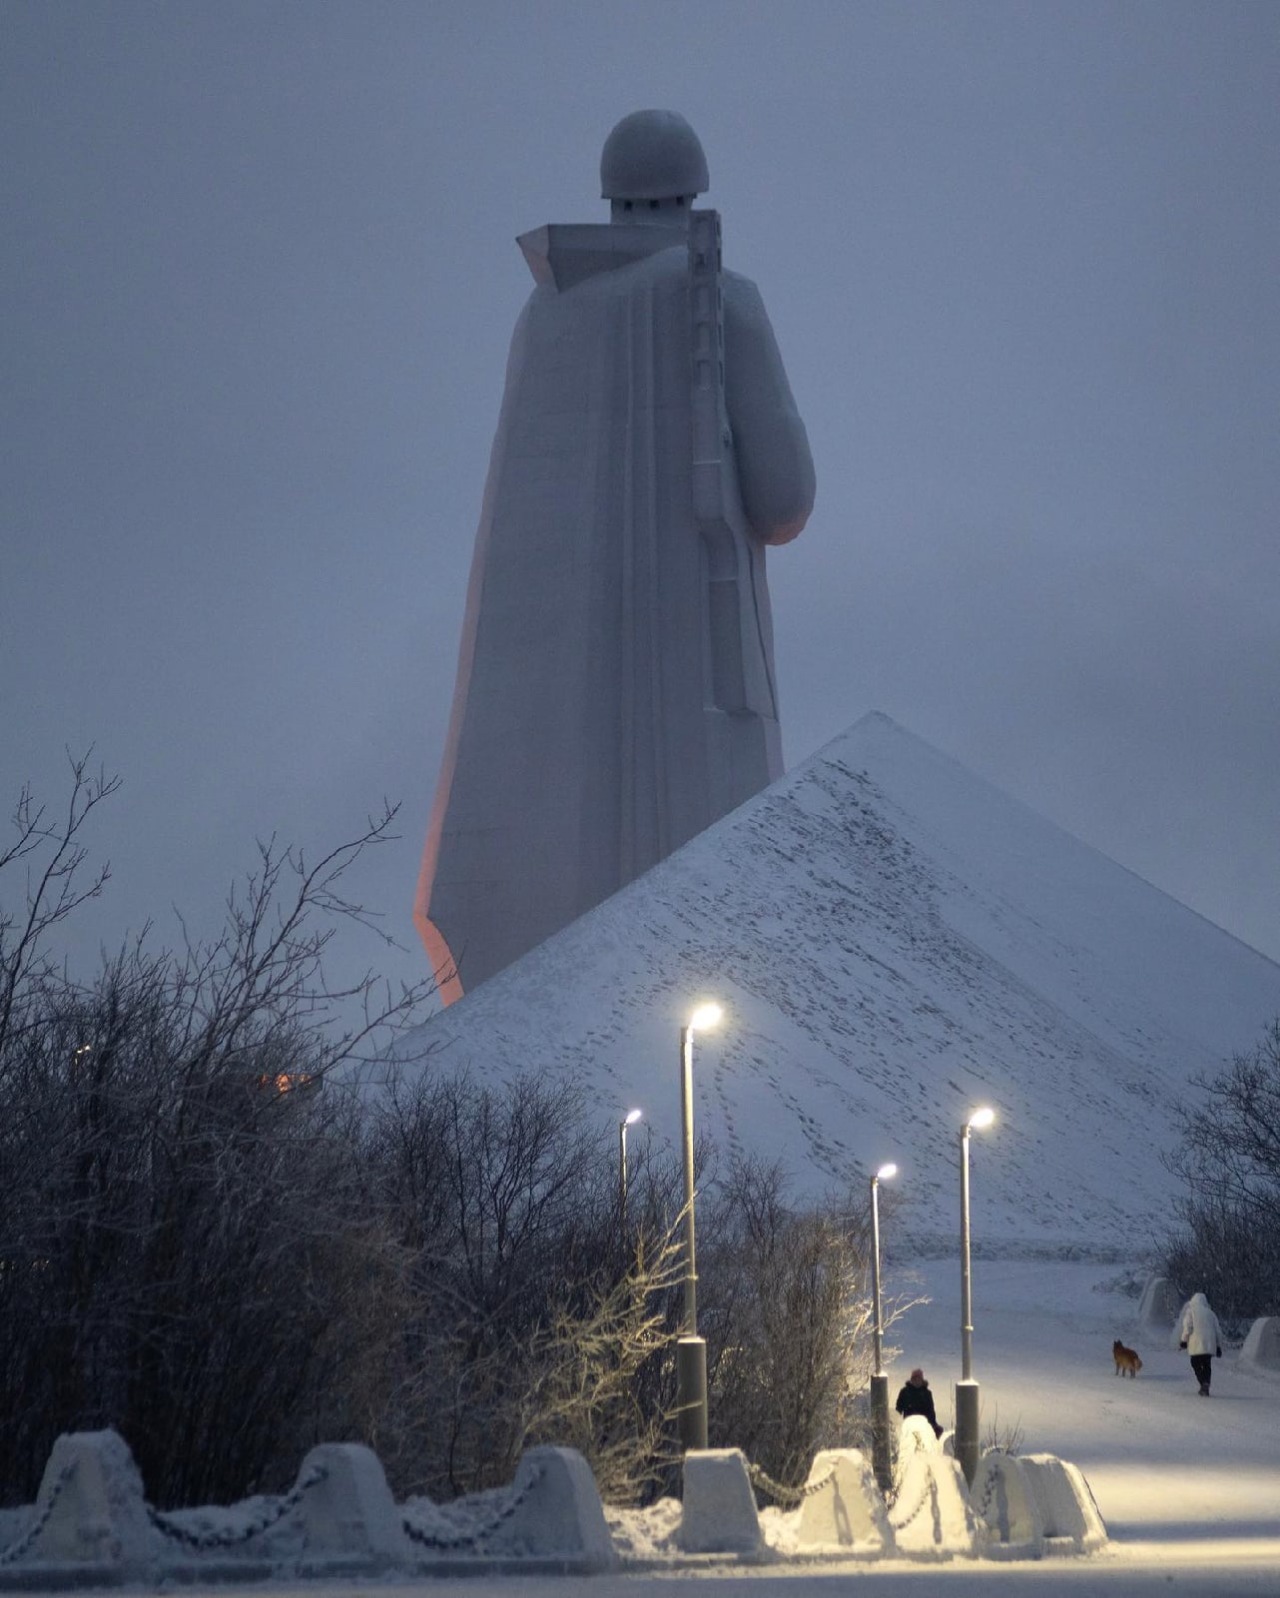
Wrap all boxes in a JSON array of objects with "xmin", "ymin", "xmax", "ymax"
[{"xmin": 600, "ymin": 110, "xmax": 709, "ymax": 201}]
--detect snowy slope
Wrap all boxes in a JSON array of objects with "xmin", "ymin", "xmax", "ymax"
[{"xmin": 392, "ymin": 713, "xmax": 1280, "ymax": 1251}]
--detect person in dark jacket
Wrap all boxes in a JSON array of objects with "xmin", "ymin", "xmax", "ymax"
[{"xmin": 895, "ymin": 1368, "xmax": 944, "ymax": 1437}]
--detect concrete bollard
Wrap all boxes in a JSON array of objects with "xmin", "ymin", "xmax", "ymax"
[
  {"xmin": 1136, "ymin": 1276, "xmax": 1182, "ymax": 1335},
  {"xmin": 794, "ymin": 1449, "xmax": 893, "ymax": 1555},
  {"xmin": 889, "ymin": 1452, "xmax": 985, "ymax": 1559},
  {"xmin": 27, "ymin": 1429, "xmax": 154, "ymax": 1578},
  {"xmin": 485, "ymin": 1446, "xmax": 617, "ymax": 1571},
  {"xmin": 969, "ymin": 1452, "xmax": 1045, "ymax": 1559},
  {"xmin": 294, "ymin": 1442, "xmax": 408, "ymax": 1568},
  {"xmin": 1018, "ymin": 1454, "xmax": 1107, "ymax": 1554},
  {"xmin": 678, "ymin": 1448, "xmax": 763, "ymax": 1556},
  {"xmin": 898, "ymin": 1414, "xmax": 941, "ymax": 1459},
  {"xmin": 1239, "ymin": 1316, "xmax": 1280, "ymax": 1374}
]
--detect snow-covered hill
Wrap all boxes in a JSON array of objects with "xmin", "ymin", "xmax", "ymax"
[{"xmin": 392, "ymin": 713, "xmax": 1280, "ymax": 1252}]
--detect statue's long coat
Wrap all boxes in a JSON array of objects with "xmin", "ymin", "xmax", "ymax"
[{"xmin": 418, "ymin": 219, "xmax": 814, "ymax": 998}]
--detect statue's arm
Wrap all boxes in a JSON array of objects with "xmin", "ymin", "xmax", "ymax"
[{"xmin": 723, "ymin": 273, "xmax": 816, "ymax": 546}]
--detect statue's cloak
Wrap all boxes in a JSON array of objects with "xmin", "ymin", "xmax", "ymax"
[{"xmin": 418, "ymin": 218, "xmax": 814, "ymax": 997}]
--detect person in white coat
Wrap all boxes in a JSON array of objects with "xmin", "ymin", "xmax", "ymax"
[{"xmin": 1178, "ymin": 1292, "xmax": 1224, "ymax": 1395}]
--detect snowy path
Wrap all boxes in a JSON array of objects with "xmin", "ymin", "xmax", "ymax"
[{"xmin": 885, "ymin": 1255, "xmax": 1280, "ymax": 1548}]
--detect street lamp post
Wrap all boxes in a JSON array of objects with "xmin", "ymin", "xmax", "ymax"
[
  {"xmin": 618, "ymin": 1108, "xmax": 642, "ymax": 1232},
  {"xmin": 676, "ymin": 1001, "xmax": 722, "ymax": 1452},
  {"xmin": 868, "ymin": 1161, "xmax": 898, "ymax": 1492},
  {"xmin": 956, "ymin": 1105, "xmax": 995, "ymax": 1485}
]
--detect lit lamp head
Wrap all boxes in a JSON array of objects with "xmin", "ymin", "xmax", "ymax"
[
  {"xmin": 875, "ymin": 1162, "xmax": 899, "ymax": 1184},
  {"xmin": 966, "ymin": 1106, "xmax": 996, "ymax": 1132},
  {"xmin": 623, "ymin": 1107, "xmax": 643, "ymax": 1128},
  {"xmin": 687, "ymin": 1002, "xmax": 723, "ymax": 1033}
]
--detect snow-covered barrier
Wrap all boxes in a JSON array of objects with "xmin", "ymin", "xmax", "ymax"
[
  {"xmin": 2, "ymin": 1429, "xmax": 155, "ymax": 1584},
  {"xmin": 1239, "ymin": 1316, "xmax": 1280, "ymax": 1375},
  {"xmin": 292, "ymin": 1444, "xmax": 407, "ymax": 1572},
  {"xmin": 794, "ymin": 1448, "xmax": 893, "ymax": 1556},
  {"xmin": 888, "ymin": 1451, "xmax": 985, "ymax": 1560},
  {"xmin": 0, "ymin": 1429, "xmax": 1109, "ymax": 1580},
  {"xmin": 1137, "ymin": 1275, "xmax": 1182, "ymax": 1331},
  {"xmin": 677, "ymin": 1449, "xmax": 763, "ymax": 1556},
  {"xmin": 0, "ymin": 1432, "xmax": 617, "ymax": 1584},
  {"xmin": 968, "ymin": 1451, "xmax": 1046, "ymax": 1559},
  {"xmin": 1018, "ymin": 1454, "xmax": 1108, "ymax": 1554},
  {"xmin": 473, "ymin": 1446, "xmax": 617, "ymax": 1571},
  {"xmin": 400, "ymin": 1446, "xmax": 616, "ymax": 1573},
  {"xmin": 143, "ymin": 1444, "xmax": 370, "ymax": 1577}
]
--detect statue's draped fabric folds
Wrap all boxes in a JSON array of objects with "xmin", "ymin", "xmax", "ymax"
[{"xmin": 417, "ymin": 111, "xmax": 815, "ymax": 1000}]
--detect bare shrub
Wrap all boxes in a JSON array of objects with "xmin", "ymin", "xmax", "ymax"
[
  {"xmin": 698, "ymin": 1158, "xmax": 886, "ymax": 1488},
  {"xmin": 1161, "ymin": 1019, "xmax": 1280, "ymax": 1326},
  {"xmin": 364, "ymin": 1068, "xmax": 690, "ymax": 1503},
  {"xmin": 0, "ymin": 764, "xmax": 429, "ymax": 1506}
]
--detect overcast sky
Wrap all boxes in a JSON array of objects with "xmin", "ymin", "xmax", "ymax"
[{"xmin": 4, "ymin": 0, "xmax": 1278, "ymax": 1011}]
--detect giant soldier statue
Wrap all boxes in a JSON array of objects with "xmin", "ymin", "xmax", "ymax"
[{"xmin": 416, "ymin": 110, "xmax": 815, "ymax": 1000}]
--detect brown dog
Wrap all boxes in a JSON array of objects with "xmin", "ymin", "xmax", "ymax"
[{"xmin": 1113, "ymin": 1339, "xmax": 1142, "ymax": 1377}]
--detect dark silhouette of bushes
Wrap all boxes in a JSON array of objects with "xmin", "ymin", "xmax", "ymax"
[
  {"xmin": 1162, "ymin": 1019, "xmax": 1280, "ymax": 1330},
  {"xmin": 0, "ymin": 756, "xmax": 880, "ymax": 1508}
]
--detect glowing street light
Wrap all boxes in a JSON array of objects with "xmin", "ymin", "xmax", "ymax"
[
  {"xmin": 869, "ymin": 1161, "xmax": 898, "ymax": 1492},
  {"xmin": 687, "ymin": 1002, "xmax": 723, "ymax": 1033},
  {"xmin": 676, "ymin": 1000, "xmax": 722, "ymax": 1451},
  {"xmin": 618, "ymin": 1107, "xmax": 643, "ymax": 1228},
  {"xmin": 957, "ymin": 1105, "xmax": 995, "ymax": 1485}
]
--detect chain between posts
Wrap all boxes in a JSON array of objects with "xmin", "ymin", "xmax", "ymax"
[
  {"xmin": 147, "ymin": 1463, "xmax": 328, "ymax": 1550},
  {"xmin": 971, "ymin": 1464, "xmax": 998, "ymax": 1524},
  {"xmin": 0, "ymin": 1462, "xmax": 77, "ymax": 1566},
  {"xmin": 401, "ymin": 1461, "xmax": 546, "ymax": 1551},
  {"xmin": 969, "ymin": 1452, "xmax": 1024, "ymax": 1533},
  {"xmin": 884, "ymin": 1421, "xmax": 939, "ymax": 1513},
  {"xmin": 744, "ymin": 1461, "xmax": 836, "ymax": 1506},
  {"xmin": 887, "ymin": 1474, "xmax": 934, "ymax": 1532}
]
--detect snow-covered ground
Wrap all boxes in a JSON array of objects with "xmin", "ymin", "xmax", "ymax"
[
  {"xmin": 124, "ymin": 1256, "xmax": 1279, "ymax": 1596},
  {"xmin": 890, "ymin": 1255, "xmax": 1280, "ymax": 1563},
  {"xmin": 388, "ymin": 714, "xmax": 1280, "ymax": 1254}
]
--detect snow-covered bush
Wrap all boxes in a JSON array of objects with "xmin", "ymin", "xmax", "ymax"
[{"xmin": 697, "ymin": 1156, "xmax": 903, "ymax": 1492}]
